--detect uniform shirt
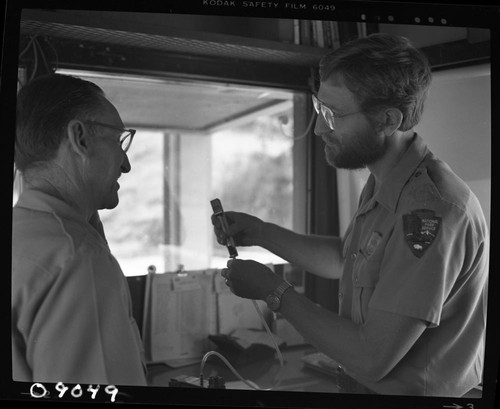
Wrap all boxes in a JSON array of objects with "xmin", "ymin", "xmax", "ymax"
[
  {"xmin": 12, "ymin": 188, "xmax": 147, "ymax": 386},
  {"xmin": 339, "ymin": 133, "xmax": 489, "ymax": 396}
]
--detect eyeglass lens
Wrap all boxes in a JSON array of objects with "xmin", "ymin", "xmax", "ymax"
[
  {"xmin": 120, "ymin": 132, "xmax": 133, "ymax": 152},
  {"xmin": 312, "ymin": 95, "xmax": 335, "ymax": 129}
]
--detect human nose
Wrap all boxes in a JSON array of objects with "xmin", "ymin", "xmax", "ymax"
[{"xmin": 121, "ymin": 152, "xmax": 131, "ymax": 173}]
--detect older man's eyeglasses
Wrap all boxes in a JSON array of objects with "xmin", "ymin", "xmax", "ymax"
[
  {"xmin": 312, "ymin": 94, "xmax": 363, "ymax": 130},
  {"xmin": 85, "ymin": 121, "xmax": 136, "ymax": 152}
]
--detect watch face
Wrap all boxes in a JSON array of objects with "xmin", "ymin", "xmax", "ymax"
[{"xmin": 267, "ymin": 294, "xmax": 280, "ymax": 311}]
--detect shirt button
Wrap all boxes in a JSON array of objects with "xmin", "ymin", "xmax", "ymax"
[{"xmin": 339, "ymin": 292, "xmax": 343, "ymax": 299}]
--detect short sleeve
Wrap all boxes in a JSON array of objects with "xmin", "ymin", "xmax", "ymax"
[{"xmin": 368, "ymin": 188, "xmax": 477, "ymax": 327}]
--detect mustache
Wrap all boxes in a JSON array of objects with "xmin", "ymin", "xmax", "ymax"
[{"xmin": 322, "ymin": 133, "xmax": 338, "ymax": 146}]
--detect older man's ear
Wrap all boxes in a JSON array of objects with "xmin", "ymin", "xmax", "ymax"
[{"xmin": 67, "ymin": 119, "xmax": 90, "ymax": 160}]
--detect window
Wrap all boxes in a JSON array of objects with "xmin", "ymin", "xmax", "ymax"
[{"xmin": 55, "ymin": 70, "xmax": 308, "ymax": 276}]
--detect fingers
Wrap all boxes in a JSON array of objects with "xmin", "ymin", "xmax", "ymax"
[
  {"xmin": 221, "ymin": 259, "xmax": 239, "ymax": 290},
  {"xmin": 211, "ymin": 212, "xmax": 236, "ymax": 239},
  {"xmin": 221, "ymin": 267, "xmax": 230, "ymax": 279},
  {"xmin": 215, "ymin": 229, "xmax": 226, "ymax": 245},
  {"xmin": 221, "ymin": 268, "xmax": 232, "ymax": 289},
  {"xmin": 221, "ymin": 258, "xmax": 240, "ymax": 280},
  {"xmin": 212, "ymin": 220, "xmax": 231, "ymax": 246},
  {"xmin": 210, "ymin": 213, "xmax": 221, "ymax": 226},
  {"xmin": 211, "ymin": 215, "xmax": 224, "ymax": 241}
]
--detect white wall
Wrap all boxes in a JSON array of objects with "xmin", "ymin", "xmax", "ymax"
[{"xmin": 415, "ymin": 64, "xmax": 491, "ymax": 227}]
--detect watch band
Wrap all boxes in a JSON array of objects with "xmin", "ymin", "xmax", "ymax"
[{"xmin": 266, "ymin": 280, "xmax": 293, "ymax": 312}]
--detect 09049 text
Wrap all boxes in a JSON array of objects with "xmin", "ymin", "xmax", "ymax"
[{"xmin": 29, "ymin": 382, "xmax": 119, "ymax": 403}]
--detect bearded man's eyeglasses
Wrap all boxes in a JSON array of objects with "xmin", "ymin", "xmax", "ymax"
[{"xmin": 312, "ymin": 94, "xmax": 363, "ymax": 130}]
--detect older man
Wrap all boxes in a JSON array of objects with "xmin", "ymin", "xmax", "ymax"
[{"xmin": 12, "ymin": 73, "xmax": 147, "ymax": 385}]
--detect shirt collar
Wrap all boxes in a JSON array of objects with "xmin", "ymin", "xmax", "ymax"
[
  {"xmin": 15, "ymin": 188, "xmax": 88, "ymax": 224},
  {"xmin": 370, "ymin": 133, "xmax": 430, "ymax": 213}
]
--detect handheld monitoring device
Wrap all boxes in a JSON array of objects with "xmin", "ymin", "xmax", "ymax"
[
  {"xmin": 210, "ymin": 198, "xmax": 238, "ymax": 258},
  {"xmin": 188, "ymin": 199, "xmax": 285, "ymax": 391}
]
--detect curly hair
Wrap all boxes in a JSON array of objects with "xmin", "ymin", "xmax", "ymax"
[
  {"xmin": 319, "ymin": 33, "xmax": 432, "ymax": 131},
  {"xmin": 15, "ymin": 73, "xmax": 107, "ymax": 172}
]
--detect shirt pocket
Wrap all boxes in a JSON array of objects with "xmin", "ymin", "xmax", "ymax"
[{"xmin": 352, "ymin": 256, "xmax": 381, "ymax": 324}]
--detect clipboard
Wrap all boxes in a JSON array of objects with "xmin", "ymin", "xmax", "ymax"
[{"xmin": 142, "ymin": 269, "xmax": 218, "ymax": 365}]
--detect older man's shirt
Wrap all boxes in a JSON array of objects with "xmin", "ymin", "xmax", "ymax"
[
  {"xmin": 339, "ymin": 134, "xmax": 489, "ymax": 396},
  {"xmin": 12, "ymin": 189, "xmax": 147, "ymax": 385}
]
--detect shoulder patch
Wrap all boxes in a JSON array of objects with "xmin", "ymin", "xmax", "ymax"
[{"xmin": 403, "ymin": 209, "xmax": 441, "ymax": 258}]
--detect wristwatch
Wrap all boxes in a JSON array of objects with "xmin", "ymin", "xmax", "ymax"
[{"xmin": 265, "ymin": 281, "xmax": 293, "ymax": 312}]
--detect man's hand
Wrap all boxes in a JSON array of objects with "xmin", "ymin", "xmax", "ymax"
[
  {"xmin": 220, "ymin": 258, "xmax": 283, "ymax": 300},
  {"xmin": 211, "ymin": 211, "xmax": 265, "ymax": 247}
]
